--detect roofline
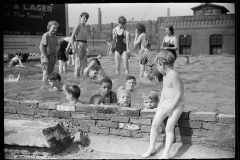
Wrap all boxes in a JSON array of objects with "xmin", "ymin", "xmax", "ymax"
[{"xmin": 191, "ymin": 3, "xmax": 229, "ymax": 12}]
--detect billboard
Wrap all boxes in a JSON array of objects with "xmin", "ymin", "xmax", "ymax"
[{"xmin": 3, "ymin": 4, "xmax": 66, "ymax": 36}]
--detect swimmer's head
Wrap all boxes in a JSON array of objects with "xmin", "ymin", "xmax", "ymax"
[
  {"xmin": 90, "ymin": 94, "xmax": 105, "ymax": 105},
  {"xmin": 47, "ymin": 72, "xmax": 61, "ymax": 87},
  {"xmin": 117, "ymin": 90, "xmax": 131, "ymax": 107},
  {"xmin": 63, "ymin": 84, "xmax": 81, "ymax": 101},
  {"xmin": 88, "ymin": 65, "xmax": 99, "ymax": 79},
  {"xmin": 142, "ymin": 90, "xmax": 159, "ymax": 109}
]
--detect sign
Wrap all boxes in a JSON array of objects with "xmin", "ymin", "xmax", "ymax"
[{"xmin": 3, "ymin": 4, "xmax": 66, "ymax": 36}]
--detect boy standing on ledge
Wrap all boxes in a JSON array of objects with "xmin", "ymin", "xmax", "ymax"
[{"xmin": 142, "ymin": 50, "xmax": 185, "ymax": 159}]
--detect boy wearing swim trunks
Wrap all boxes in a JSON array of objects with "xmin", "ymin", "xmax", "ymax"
[
  {"xmin": 142, "ymin": 50, "xmax": 185, "ymax": 159},
  {"xmin": 67, "ymin": 12, "xmax": 89, "ymax": 78}
]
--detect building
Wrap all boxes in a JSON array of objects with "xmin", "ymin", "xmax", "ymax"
[{"xmin": 157, "ymin": 3, "xmax": 235, "ymax": 55}]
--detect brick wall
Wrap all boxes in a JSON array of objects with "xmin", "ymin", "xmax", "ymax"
[{"xmin": 4, "ymin": 98, "xmax": 235, "ymax": 150}]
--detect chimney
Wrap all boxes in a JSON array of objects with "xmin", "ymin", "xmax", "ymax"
[
  {"xmin": 98, "ymin": 8, "xmax": 102, "ymax": 33},
  {"xmin": 167, "ymin": 8, "xmax": 170, "ymax": 17}
]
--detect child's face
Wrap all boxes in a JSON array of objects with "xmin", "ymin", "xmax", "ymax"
[
  {"xmin": 65, "ymin": 91, "xmax": 72, "ymax": 100},
  {"xmin": 49, "ymin": 25, "xmax": 58, "ymax": 36},
  {"xmin": 81, "ymin": 16, "xmax": 88, "ymax": 24},
  {"xmin": 125, "ymin": 79, "xmax": 136, "ymax": 91},
  {"xmin": 118, "ymin": 92, "xmax": 131, "ymax": 107},
  {"xmin": 156, "ymin": 60, "xmax": 164, "ymax": 74},
  {"xmin": 143, "ymin": 98, "xmax": 158, "ymax": 109},
  {"xmin": 94, "ymin": 97, "xmax": 105, "ymax": 105},
  {"xmin": 100, "ymin": 82, "xmax": 112, "ymax": 96},
  {"xmin": 48, "ymin": 80, "xmax": 58, "ymax": 87},
  {"xmin": 89, "ymin": 70, "xmax": 98, "ymax": 79}
]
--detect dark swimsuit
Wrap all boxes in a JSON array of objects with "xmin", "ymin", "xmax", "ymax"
[
  {"xmin": 163, "ymin": 36, "xmax": 177, "ymax": 60},
  {"xmin": 114, "ymin": 27, "xmax": 126, "ymax": 55}
]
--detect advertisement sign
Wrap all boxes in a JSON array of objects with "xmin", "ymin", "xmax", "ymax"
[{"xmin": 3, "ymin": 4, "xmax": 66, "ymax": 36}]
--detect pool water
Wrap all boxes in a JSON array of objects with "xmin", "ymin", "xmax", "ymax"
[{"xmin": 4, "ymin": 55, "xmax": 235, "ymax": 114}]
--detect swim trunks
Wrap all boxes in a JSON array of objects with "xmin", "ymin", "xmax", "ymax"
[
  {"xmin": 157, "ymin": 98, "xmax": 185, "ymax": 117},
  {"xmin": 41, "ymin": 54, "xmax": 56, "ymax": 74}
]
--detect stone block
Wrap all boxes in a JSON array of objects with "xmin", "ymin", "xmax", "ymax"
[
  {"xmin": 96, "ymin": 105, "xmax": 118, "ymax": 114},
  {"xmin": 19, "ymin": 100, "xmax": 40, "ymax": 109},
  {"xmin": 71, "ymin": 113, "xmax": 91, "ymax": 120},
  {"xmin": 141, "ymin": 125, "xmax": 164, "ymax": 133},
  {"xmin": 56, "ymin": 103, "xmax": 76, "ymax": 111},
  {"xmin": 38, "ymin": 102, "xmax": 60, "ymax": 110},
  {"xmin": 217, "ymin": 114, "xmax": 235, "ymax": 124},
  {"xmin": 90, "ymin": 126, "xmax": 109, "ymax": 134},
  {"xmin": 17, "ymin": 107, "xmax": 35, "ymax": 115},
  {"xmin": 110, "ymin": 128, "xmax": 131, "ymax": 137},
  {"xmin": 73, "ymin": 120, "xmax": 96, "ymax": 127},
  {"xmin": 35, "ymin": 109, "xmax": 53, "ymax": 117},
  {"xmin": 202, "ymin": 122, "xmax": 230, "ymax": 131},
  {"xmin": 140, "ymin": 108, "xmax": 156, "ymax": 118},
  {"xmin": 192, "ymin": 129, "xmax": 208, "ymax": 137},
  {"xmin": 118, "ymin": 123, "xmax": 140, "ymax": 130},
  {"xmin": 97, "ymin": 121, "xmax": 118, "ymax": 128},
  {"xmin": 4, "ymin": 119, "xmax": 72, "ymax": 154},
  {"xmin": 4, "ymin": 107, "xmax": 17, "ymax": 114},
  {"xmin": 90, "ymin": 114, "xmax": 111, "ymax": 120},
  {"xmin": 130, "ymin": 118, "xmax": 152, "ymax": 125},
  {"xmin": 130, "ymin": 131, "xmax": 143, "ymax": 138},
  {"xmin": 53, "ymin": 111, "xmax": 71, "ymax": 119},
  {"xmin": 111, "ymin": 116, "xmax": 129, "ymax": 123},
  {"xmin": 75, "ymin": 104, "xmax": 96, "ymax": 114},
  {"xmin": 175, "ymin": 127, "xmax": 192, "ymax": 136},
  {"xmin": 189, "ymin": 112, "xmax": 217, "ymax": 122},
  {"xmin": 4, "ymin": 99, "xmax": 20, "ymax": 107},
  {"xmin": 78, "ymin": 125, "xmax": 90, "ymax": 132},
  {"xmin": 177, "ymin": 120, "xmax": 202, "ymax": 129},
  {"xmin": 117, "ymin": 107, "xmax": 140, "ymax": 117}
]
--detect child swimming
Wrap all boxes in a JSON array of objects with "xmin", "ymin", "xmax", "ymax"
[
  {"xmin": 117, "ymin": 89, "xmax": 131, "ymax": 107},
  {"xmin": 47, "ymin": 72, "xmax": 64, "ymax": 91},
  {"xmin": 117, "ymin": 76, "xmax": 137, "ymax": 92},
  {"xmin": 142, "ymin": 90, "xmax": 159, "ymax": 109},
  {"xmin": 99, "ymin": 77, "xmax": 117, "ymax": 104},
  {"xmin": 90, "ymin": 94, "xmax": 105, "ymax": 105},
  {"xmin": 8, "ymin": 51, "xmax": 26, "ymax": 68}
]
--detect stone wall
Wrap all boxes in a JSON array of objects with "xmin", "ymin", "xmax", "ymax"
[{"xmin": 4, "ymin": 98, "xmax": 235, "ymax": 151}]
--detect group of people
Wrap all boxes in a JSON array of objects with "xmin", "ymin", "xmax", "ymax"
[{"xmin": 7, "ymin": 11, "xmax": 185, "ymax": 159}]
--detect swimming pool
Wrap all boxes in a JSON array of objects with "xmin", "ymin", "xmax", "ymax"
[{"xmin": 4, "ymin": 55, "xmax": 235, "ymax": 114}]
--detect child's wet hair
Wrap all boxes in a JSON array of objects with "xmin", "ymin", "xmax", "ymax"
[
  {"xmin": 142, "ymin": 90, "xmax": 159, "ymax": 102},
  {"xmin": 47, "ymin": 21, "xmax": 59, "ymax": 30},
  {"xmin": 118, "ymin": 16, "xmax": 127, "ymax": 25},
  {"xmin": 126, "ymin": 76, "xmax": 136, "ymax": 82},
  {"xmin": 89, "ymin": 65, "xmax": 100, "ymax": 71},
  {"xmin": 100, "ymin": 77, "xmax": 113, "ymax": 86},
  {"xmin": 64, "ymin": 84, "xmax": 81, "ymax": 99},
  {"xmin": 15, "ymin": 51, "xmax": 21, "ymax": 57},
  {"xmin": 47, "ymin": 72, "xmax": 61, "ymax": 81},
  {"xmin": 154, "ymin": 50, "xmax": 175, "ymax": 66},
  {"xmin": 90, "ymin": 94, "xmax": 105, "ymax": 104},
  {"xmin": 117, "ymin": 90, "xmax": 131, "ymax": 99},
  {"xmin": 80, "ymin": 12, "xmax": 89, "ymax": 19},
  {"xmin": 90, "ymin": 58, "xmax": 101, "ymax": 66}
]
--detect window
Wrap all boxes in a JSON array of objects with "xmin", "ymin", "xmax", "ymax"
[
  {"xmin": 212, "ymin": 9, "xmax": 220, "ymax": 15},
  {"xmin": 203, "ymin": 9, "xmax": 212, "ymax": 15},
  {"xmin": 210, "ymin": 35, "xmax": 223, "ymax": 45}
]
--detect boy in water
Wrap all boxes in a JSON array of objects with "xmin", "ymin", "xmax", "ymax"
[
  {"xmin": 90, "ymin": 94, "xmax": 105, "ymax": 105},
  {"xmin": 47, "ymin": 72, "xmax": 64, "ymax": 91},
  {"xmin": 39, "ymin": 21, "xmax": 59, "ymax": 82},
  {"xmin": 117, "ymin": 76, "xmax": 137, "ymax": 92},
  {"xmin": 142, "ymin": 50, "xmax": 185, "ymax": 159},
  {"xmin": 117, "ymin": 90, "xmax": 131, "ymax": 107},
  {"xmin": 142, "ymin": 90, "xmax": 159, "ymax": 109},
  {"xmin": 139, "ymin": 43, "xmax": 158, "ymax": 79},
  {"xmin": 66, "ymin": 12, "xmax": 90, "ymax": 78},
  {"xmin": 99, "ymin": 78, "xmax": 117, "ymax": 104},
  {"xmin": 63, "ymin": 84, "xmax": 81, "ymax": 104},
  {"xmin": 8, "ymin": 51, "xmax": 26, "ymax": 68}
]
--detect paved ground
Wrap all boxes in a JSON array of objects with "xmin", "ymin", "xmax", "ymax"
[{"xmin": 5, "ymin": 133, "xmax": 235, "ymax": 159}]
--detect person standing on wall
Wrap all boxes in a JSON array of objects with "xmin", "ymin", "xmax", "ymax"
[
  {"xmin": 160, "ymin": 25, "xmax": 178, "ymax": 61},
  {"xmin": 133, "ymin": 23, "xmax": 151, "ymax": 77},
  {"xmin": 66, "ymin": 12, "xmax": 89, "ymax": 78},
  {"xmin": 110, "ymin": 16, "xmax": 131, "ymax": 76}
]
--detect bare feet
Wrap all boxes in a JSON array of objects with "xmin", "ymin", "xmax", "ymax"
[
  {"xmin": 141, "ymin": 148, "xmax": 156, "ymax": 158},
  {"xmin": 159, "ymin": 153, "xmax": 169, "ymax": 159}
]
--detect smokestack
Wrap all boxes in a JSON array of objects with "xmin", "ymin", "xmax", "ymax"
[
  {"xmin": 98, "ymin": 8, "xmax": 102, "ymax": 34},
  {"xmin": 167, "ymin": 8, "xmax": 170, "ymax": 17}
]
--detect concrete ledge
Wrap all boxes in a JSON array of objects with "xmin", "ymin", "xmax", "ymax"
[{"xmin": 4, "ymin": 119, "xmax": 72, "ymax": 154}]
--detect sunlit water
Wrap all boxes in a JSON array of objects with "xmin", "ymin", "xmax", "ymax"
[{"xmin": 4, "ymin": 55, "xmax": 235, "ymax": 114}]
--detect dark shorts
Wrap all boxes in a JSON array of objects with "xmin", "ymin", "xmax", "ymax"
[{"xmin": 57, "ymin": 39, "xmax": 68, "ymax": 61}]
